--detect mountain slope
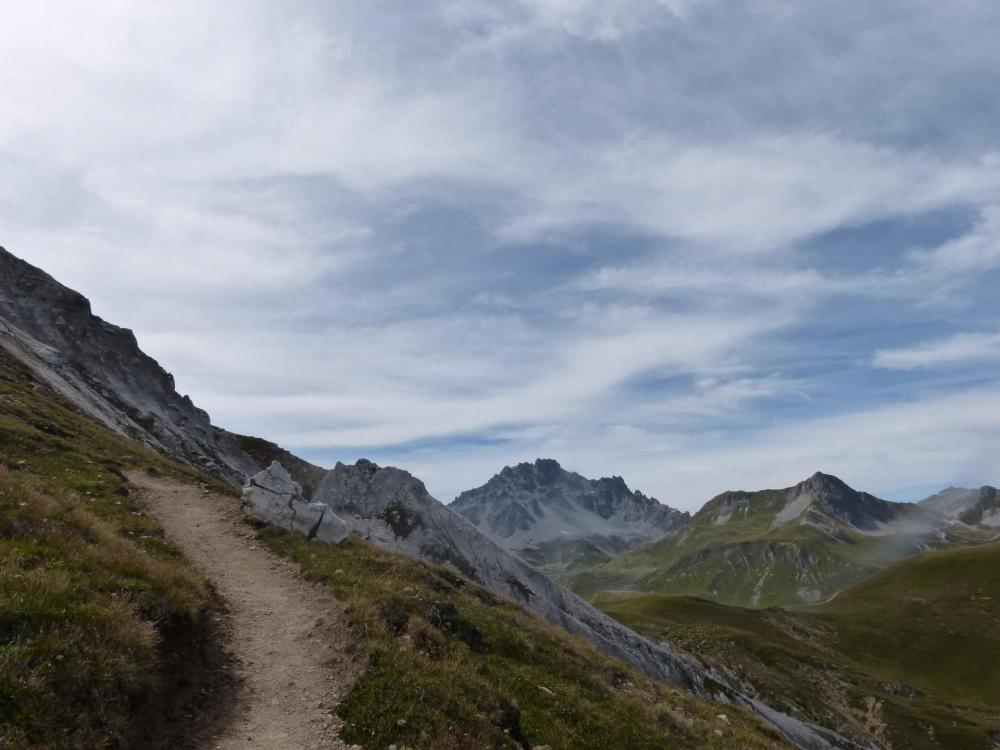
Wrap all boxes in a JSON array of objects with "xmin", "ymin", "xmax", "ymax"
[
  {"xmin": 0, "ymin": 345, "xmax": 226, "ymax": 750},
  {"xmin": 263, "ymin": 528, "xmax": 791, "ymax": 750},
  {"xmin": 245, "ymin": 461, "xmax": 852, "ymax": 749},
  {"xmin": 598, "ymin": 541, "xmax": 1000, "ymax": 749},
  {"xmin": 570, "ymin": 472, "xmax": 957, "ymax": 607},
  {"xmin": 0, "ymin": 247, "xmax": 278, "ymax": 486},
  {"xmin": 451, "ymin": 458, "xmax": 688, "ymax": 575}
]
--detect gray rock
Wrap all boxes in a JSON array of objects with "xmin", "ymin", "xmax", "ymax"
[
  {"xmin": 243, "ymin": 461, "xmax": 349, "ymax": 544},
  {"xmin": 451, "ymin": 458, "xmax": 689, "ymax": 571}
]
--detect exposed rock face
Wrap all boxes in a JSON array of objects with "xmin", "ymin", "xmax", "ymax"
[
  {"xmin": 244, "ymin": 460, "xmax": 852, "ymax": 750},
  {"xmin": 920, "ymin": 485, "xmax": 1000, "ymax": 528},
  {"xmin": 451, "ymin": 459, "xmax": 688, "ymax": 573},
  {"xmin": 0, "ymin": 247, "xmax": 278, "ymax": 485}
]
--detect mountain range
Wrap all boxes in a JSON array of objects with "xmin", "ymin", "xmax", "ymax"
[{"xmin": 570, "ymin": 471, "xmax": 998, "ymax": 607}]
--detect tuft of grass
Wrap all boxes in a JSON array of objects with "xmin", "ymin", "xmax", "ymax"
[
  {"xmin": 0, "ymin": 349, "xmax": 222, "ymax": 750},
  {"xmin": 260, "ymin": 529, "xmax": 790, "ymax": 750}
]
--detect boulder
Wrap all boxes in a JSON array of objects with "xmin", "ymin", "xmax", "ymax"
[{"xmin": 242, "ymin": 461, "xmax": 348, "ymax": 544}]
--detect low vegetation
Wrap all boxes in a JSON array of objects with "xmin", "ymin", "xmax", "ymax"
[
  {"xmin": 0, "ymin": 349, "xmax": 223, "ymax": 749},
  {"xmin": 261, "ymin": 529, "xmax": 790, "ymax": 750},
  {"xmin": 597, "ymin": 542, "xmax": 1000, "ymax": 749}
]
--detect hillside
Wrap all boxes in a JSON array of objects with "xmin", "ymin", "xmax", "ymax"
[
  {"xmin": 451, "ymin": 458, "xmax": 688, "ymax": 577},
  {"xmin": 597, "ymin": 541, "xmax": 1000, "ymax": 749},
  {"xmin": 570, "ymin": 472, "xmax": 993, "ymax": 607},
  {"xmin": 0, "ymin": 345, "xmax": 226, "ymax": 749}
]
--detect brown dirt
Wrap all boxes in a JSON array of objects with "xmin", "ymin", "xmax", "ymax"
[{"xmin": 128, "ymin": 471, "xmax": 360, "ymax": 750}]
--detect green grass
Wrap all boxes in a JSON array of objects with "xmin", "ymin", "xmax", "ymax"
[
  {"xmin": 0, "ymin": 349, "xmax": 222, "ymax": 750},
  {"xmin": 260, "ymin": 529, "xmax": 791, "ymax": 750},
  {"xmin": 597, "ymin": 543, "xmax": 1000, "ymax": 749},
  {"xmin": 816, "ymin": 542, "xmax": 1000, "ymax": 708}
]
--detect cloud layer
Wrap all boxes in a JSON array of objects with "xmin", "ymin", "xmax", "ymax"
[{"xmin": 2, "ymin": 0, "xmax": 999, "ymax": 508}]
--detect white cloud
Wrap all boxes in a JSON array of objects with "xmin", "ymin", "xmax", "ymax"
[
  {"xmin": 874, "ymin": 330, "xmax": 1000, "ymax": 370},
  {"xmin": 182, "ymin": 308, "xmax": 784, "ymax": 447},
  {"xmin": 504, "ymin": 135, "xmax": 1000, "ymax": 251},
  {"xmin": 910, "ymin": 203, "xmax": 1000, "ymax": 274}
]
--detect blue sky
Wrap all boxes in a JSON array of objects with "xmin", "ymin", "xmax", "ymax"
[{"xmin": 2, "ymin": 0, "xmax": 999, "ymax": 509}]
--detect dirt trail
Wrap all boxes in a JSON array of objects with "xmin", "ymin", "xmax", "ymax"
[{"xmin": 129, "ymin": 471, "xmax": 359, "ymax": 750}]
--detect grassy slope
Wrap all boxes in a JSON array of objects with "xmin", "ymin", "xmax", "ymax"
[
  {"xmin": 262, "ymin": 529, "xmax": 790, "ymax": 750},
  {"xmin": 597, "ymin": 542, "xmax": 1000, "ymax": 749},
  {"xmin": 0, "ymin": 346, "xmax": 788, "ymax": 749},
  {"xmin": 0, "ymin": 348, "xmax": 223, "ymax": 750},
  {"xmin": 570, "ymin": 489, "xmax": 943, "ymax": 607}
]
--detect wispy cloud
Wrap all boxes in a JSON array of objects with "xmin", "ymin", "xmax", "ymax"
[{"xmin": 874, "ymin": 331, "xmax": 1000, "ymax": 370}]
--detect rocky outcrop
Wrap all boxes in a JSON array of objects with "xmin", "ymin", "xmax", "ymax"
[
  {"xmin": 452, "ymin": 458, "xmax": 688, "ymax": 572},
  {"xmin": 243, "ymin": 462, "xmax": 349, "ymax": 544},
  {"xmin": 243, "ymin": 460, "xmax": 855, "ymax": 750},
  {"xmin": 920, "ymin": 485, "xmax": 1000, "ymax": 528},
  {"xmin": 0, "ymin": 247, "xmax": 308, "ymax": 485}
]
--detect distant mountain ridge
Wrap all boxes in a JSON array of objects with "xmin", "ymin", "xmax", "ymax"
[
  {"xmin": 570, "ymin": 471, "xmax": 996, "ymax": 607},
  {"xmin": 451, "ymin": 458, "xmax": 689, "ymax": 574},
  {"xmin": 919, "ymin": 485, "xmax": 1000, "ymax": 527}
]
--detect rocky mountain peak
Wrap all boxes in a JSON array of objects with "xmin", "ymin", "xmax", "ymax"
[
  {"xmin": 451, "ymin": 459, "xmax": 688, "ymax": 563},
  {"xmin": 797, "ymin": 471, "xmax": 851, "ymax": 494},
  {"xmin": 783, "ymin": 471, "xmax": 902, "ymax": 531}
]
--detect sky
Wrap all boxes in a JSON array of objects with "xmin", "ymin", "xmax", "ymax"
[{"xmin": 2, "ymin": 0, "xmax": 999, "ymax": 511}]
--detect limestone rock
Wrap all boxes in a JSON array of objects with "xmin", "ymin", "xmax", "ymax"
[{"xmin": 243, "ymin": 462, "xmax": 348, "ymax": 544}]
